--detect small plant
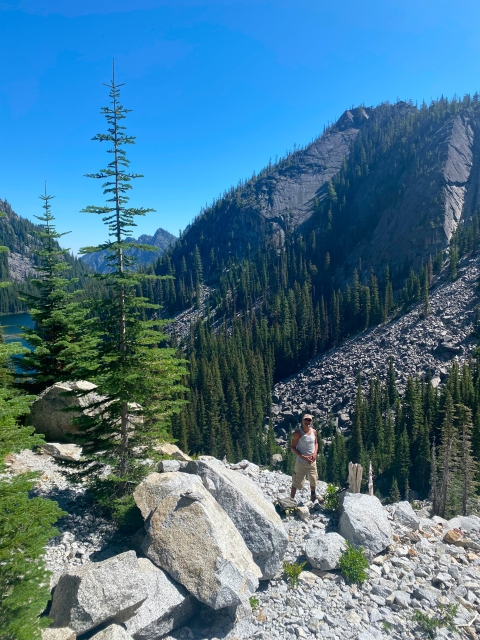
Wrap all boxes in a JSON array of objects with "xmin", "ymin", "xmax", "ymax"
[
  {"xmin": 382, "ymin": 621, "xmax": 393, "ymax": 634},
  {"xmin": 338, "ymin": 541, "xmax": 369, "ymax": 585},
  {"xmin": 322, "ymin": 484, "xmax": 339, "ymax": 511},
  {"xmin": 411, "ymin": 604, "xmax": 458, "ymax": 638},
  {"xmin": 283, "ymin": 560, "xmax": 306, "ymax": 588},
  {"xmin": 249, "ymin": 596, "xmax": 259, "ymax": 611}
]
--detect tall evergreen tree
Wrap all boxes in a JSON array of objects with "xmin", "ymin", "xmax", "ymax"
[
  {"xmin": 17, "ymin": 189, "xmax": 96, "ymax": 392},
  {"xmin": 74, "ymin": 65, "xmax": 187, "ymax": 510}
]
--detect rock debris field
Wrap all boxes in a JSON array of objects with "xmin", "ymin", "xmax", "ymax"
[
  {"xmin": 8, "ymin": 450, "xmax": 480, "ymax": 640},
  {"xmin": 272, "ymin": 254, "xmax": 480, "ymax": 436}
]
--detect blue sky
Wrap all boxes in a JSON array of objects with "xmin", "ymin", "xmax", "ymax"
[{"xmin": 1, "ymin": 0, "xmax": 480, "ymax": 254}]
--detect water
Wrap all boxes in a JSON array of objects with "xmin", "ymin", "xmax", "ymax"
[{"xmin": 0, "ymin": 312, "xmax": 33, "ymax": 350}]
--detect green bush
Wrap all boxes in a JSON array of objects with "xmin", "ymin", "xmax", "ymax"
[
  {"xmin": 337, "ymin": 541, "xmax": 369, "ymax": 585},
  {"xmin": 249, "ymin": 596, "xmax": 259, "ymax": 611},
  {"xmin": 411, "ymin": 604, "xmax": 458, "ymax": 638},
  {"xmin": 322, "ymin": 484, "xmax": 339, "ymax": 511},
  {"xmin": 283, "ymin": 560, "xmax": 306, "ymax": 588}
]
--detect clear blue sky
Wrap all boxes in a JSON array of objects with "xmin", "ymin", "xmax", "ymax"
[{"xmin": 1, "ymin": 0, "xmax": 480, "ymax": 254}]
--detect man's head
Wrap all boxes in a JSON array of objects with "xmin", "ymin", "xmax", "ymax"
[{"xmin": 302, "ymin": 414, "xmax": 313, "ymax": 430}]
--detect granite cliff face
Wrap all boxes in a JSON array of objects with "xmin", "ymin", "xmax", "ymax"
[
  {"xmin": 170, "ymin": 100, "xmax": 480, "ymax": 281},
  {"xmin": 80, "ymin": 227, "xmax": 176, "ymax": 273}
]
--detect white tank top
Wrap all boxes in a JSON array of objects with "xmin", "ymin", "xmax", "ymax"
[{"xmin": 295, "ymin": 428, "xmax": 315, "ymax": 462}]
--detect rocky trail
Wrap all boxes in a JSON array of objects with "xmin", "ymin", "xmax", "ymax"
[
  {"xmin": 272, "ymin": 253, "xmax": 480, "ymax": 438},
  {"xmin": 9, "ymin": 449, "xmax": 480, "ymax": 640}
]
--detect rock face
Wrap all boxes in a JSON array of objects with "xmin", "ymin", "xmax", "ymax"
[
  {"xmin": 135, "ymin": 472, "xmax": 261, "ymax": 609},
  {"xmin": 49, "ymin": 551, "xmax": 147, "ymax": 634},
  {"xmin": 339, "ymin": 494, "xmax": 393, "ymax": 556},
  {"xmin": 155, "ymin": 443, "xmax": 192, "ymax": 461},
  {"xmin": 42, "ymin": 629, "xmax": 76, "ymax": 640},
  {"xmin": 29, "ymin": 381, "xmax": 103, "ymax": 442},
  {"xmin": 121, "ymin": 558, "xmax": 196, "ymax": 640},
  {"xmin": 194, "ymin": 456, "xmax": 289, "ymax": 579},
  {"xmin": 305, "ymin": 532, "xmax": 347, "ymax": 570}
]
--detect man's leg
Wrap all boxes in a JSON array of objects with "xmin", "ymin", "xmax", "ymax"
[
  {"xmin": 308, "ymin": 463, "xmax": 319, "ymax": 502},
  {"xmin": 291, "ymin": 460, "xmax": 305, "ymax": 499}
]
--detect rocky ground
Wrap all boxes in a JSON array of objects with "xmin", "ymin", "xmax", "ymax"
[
  {"xmin": 272, "ymin": 253, "xmax": 480, "ymax": 439},
  {"xmin": 8, "ymin": 450, "xmax": 480, "ymax": 640}
]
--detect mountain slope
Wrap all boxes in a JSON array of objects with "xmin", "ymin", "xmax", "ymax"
[{"xmin": 79, "ymin": 227, "xmax": 176, "ymax": 273}]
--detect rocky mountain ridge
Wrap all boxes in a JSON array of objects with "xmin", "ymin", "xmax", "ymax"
[{"xmin": 79, "ymin": 227, "xmax": 176, "ymax": 273}]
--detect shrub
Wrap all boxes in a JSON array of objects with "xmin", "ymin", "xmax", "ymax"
[
  {"xmin": 249, "ymin": 596, "xmax": 259, "ymax": 611},
  {"xmin": 411, "ymin": 604, "xmax": 458, "ymax": 638},
  {"xmin": 322, "ymin": 484, "xmax": 339, "ymax": 511},
  {"xmin": 283, "ymin": 560, "xmax": 306, "ymax": 588},
  {"xmin": 337, "ymin": 541, "xmax": 369, "ymax": 585}
]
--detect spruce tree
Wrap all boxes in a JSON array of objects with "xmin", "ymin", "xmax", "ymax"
[
  {"xmin": 456, "ymin": 405, "xmax": 478, "ymax": 516},
  {"xmin": 74, "ymin": 65, "xmax": 187, "ymax": 510},
  {"xmin": 17, "ymin": 189, "xmax": 96, "ymax": 392},
  {"xmin": 436, "ymin": 392, "xmax": 458, "ymax": 518}
]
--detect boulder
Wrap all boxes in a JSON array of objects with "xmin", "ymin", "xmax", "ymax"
[
  {"xmin": 338, "ymin": 493, "xmax": 392, "ymax": 556},
  {"xmin": 49, "ymin": 551, "xmax": 147, "ymax": 634},
  {"xmin": 443, "ymin": 529, "xmax": 463, "ymax": 545},
  {"xmin": 41, "ymin": 443, "xmax": 83, "ymax": 461},
  {"xmin": 305, "ymin": 532, "xmax": 347, "ymax": 570},
  {"xmin": 121, "ymin": 558, "xmax": 196, "ymax": 640},
  {"xmin": 29, "ymin": 381, "xmax": 104, "ymax": 442},
  {"xmin": 90, "ymin": 626, "xmax": 133, "ymax": 639},
  {"xmin": 157, "ymin": 459, "xmax": 180, "ymax": 473},
  {"xmin": 445, "ymin": 515, "xmax": 480, "ymax": 532},
  {"xmin": 135, "ymin": 472, "xmax": 261, "ymax": 609},
  {"xmin": 155, "ymin": 443, "xmax": 191, "ymax": 461},
  {"xmin": 191, "ymin": 457, "xmax": 288, "ymax": 579},
  {"xmin": 392, "ymin": 501, "xmax": 420, "ymax": 530},
  {"xmin": 42, "ymin": 629, "xmax": 76, "ymax": 640}
]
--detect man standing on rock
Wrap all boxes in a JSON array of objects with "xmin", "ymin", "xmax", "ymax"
[{"xmin": 290, "ymin": 414, "xmax": 320, "ymax": 503}]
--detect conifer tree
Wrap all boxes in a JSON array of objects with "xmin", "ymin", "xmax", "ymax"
[
  {"xmin": 350, "ymin": 375, "xmax": 365, "ymax": 464},
  {"xmin": 435, "ymin": 392, "xmax": 458, "ymax": 518},
  {"xmin": 456, "ymin": 405, "xmax": 478, "ymax": 516},
  {"xmin": 75, "ymin": 65, "xmax": 187, "ymax": 510},
  {"xmin": 17, "ymin": 189, "xmax": 96, "ymax": 392},
  {"xmin": 0, "ymin": 332, "xmax": 64, "ymax": 640}
]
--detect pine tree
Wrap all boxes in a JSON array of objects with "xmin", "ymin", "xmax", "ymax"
[
  {"xmin": 390, "ymin": 477, "xmax": 400, "ymax": 503},
  {"xmin": 436, "ymin": 392, "xmax": 458, "ymax": 518},
  {"xmin": 0, "ymin": 332, "xmax": 65, "ymax": 640},
  {"xmin": 17, "ymin": 189, "xmax": 96, "ymax": 392},
  {"xmin": 456, "ymin": 405, "xmax": 478, "ymax": 516},
  {"xmin": 74, "ymin": 65, "xmax": 187, "ymax": 511},
  {"xmin": 350, "ymin": 375, "xmax": 365, "ymax": 464}
]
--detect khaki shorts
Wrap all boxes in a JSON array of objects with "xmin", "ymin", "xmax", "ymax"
[{"xmin": 292, "ymin": 459, "xmax": 318, "ymax": 490}]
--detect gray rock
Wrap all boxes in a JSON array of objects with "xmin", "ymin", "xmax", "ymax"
[
  {"xmin": 157, "ymin": 459, "xmax": 180, "ymax": 473},
  {"xmin": 121, "ymin": 558, "xmax": 196, "ymax": 640},
  {"xmin": 42, "ymin": 629, "xmax": 76, "ymax": 640},
  {"xmin": 305, "ymin": 532, "xmax": 347, "ymax": 570},
  {"xmin": 446, "ymin": 515, "xmax": 480, "ymax": 532},
  {"xmin": 194, "ymin": 456, "xmax": 289, "ymax": 579},
  {"xmin": 41, "ymin": 443, "xmax": 83, "ymax": 461},
  {"xmin": 154, "ymin": 443, "xmax": 192, "ymax": 461},
  {"xmin": 339, "ymin": 494, "xmax": 392, "ymax": 556},
  {"xmin": 392, "ymin": 590, "xmax": 411, "ymax": 608},
  {"xmin": 135, "ymin": 472, "xmax": 261, "ymax": 609},
  {"xmin": 412, "ymin": 586, "xmax": 441, "ymax": 605},
  {"xmin": 49, "ymin": 551, "xmax": 147, "ymax": 634},
  {"xmin": 90, "ymin": 625, "xmax": 133, "ymax": 639},
  {"xmin": 392, "ymin": 501, "xmax": 420, "ymax": 530},
  {"xmin": 30, "ymin": 381, "xmax": 104, "ymax": 442}
]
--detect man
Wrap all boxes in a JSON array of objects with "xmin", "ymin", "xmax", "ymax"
[{"xmin": 290, "ymin": 413, "xmax": 320, "ymax": 503}]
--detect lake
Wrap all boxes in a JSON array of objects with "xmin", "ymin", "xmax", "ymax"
[{"xmin": 0, "ymin": 312, "xmax": 34, "ymax": 349}]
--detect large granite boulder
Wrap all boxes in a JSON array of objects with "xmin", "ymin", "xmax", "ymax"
[
  {"xmin": 121, "ymin": 558, "xmax": 196, "ymax": 639},
  {"xmin": 338, "ymin": 493, "xmax": 392, "ymax": 556},
  {"xmin": 29, "ymin": 381, "xmax": 104, "ymax": 442},
  {"xmin": 134, "ymin": 472, "xmax": 261, "ymax": 609},
  {"xmin": 155, "ymin": 442, "xmax": 192, "ymax": 461},
  {"xmin": 305, "ymin": 532, "xmax": 347, "ymax": 570},
  {"xmin": 49, "ymin": 551, "xmax": 147, "ymax": 634},
  {"xmin": 194, "ymin": 456, "xmax": 288, "ymax": 579},
  {"xmin": 42, "ymin": 630, "xmax": 75, "ymax": 640}
]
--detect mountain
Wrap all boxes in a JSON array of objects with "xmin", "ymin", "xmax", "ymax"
[
  {"xmin": 79, "ymin": 227, "xmax": 176, "ymax": 273},
  {"xmin": 157, "ymin": 97, "xmax": 480, "ymax": 294},
  {"xmin": 0, "ymin": 199, "xmax": 92, "ymax": 313}
]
